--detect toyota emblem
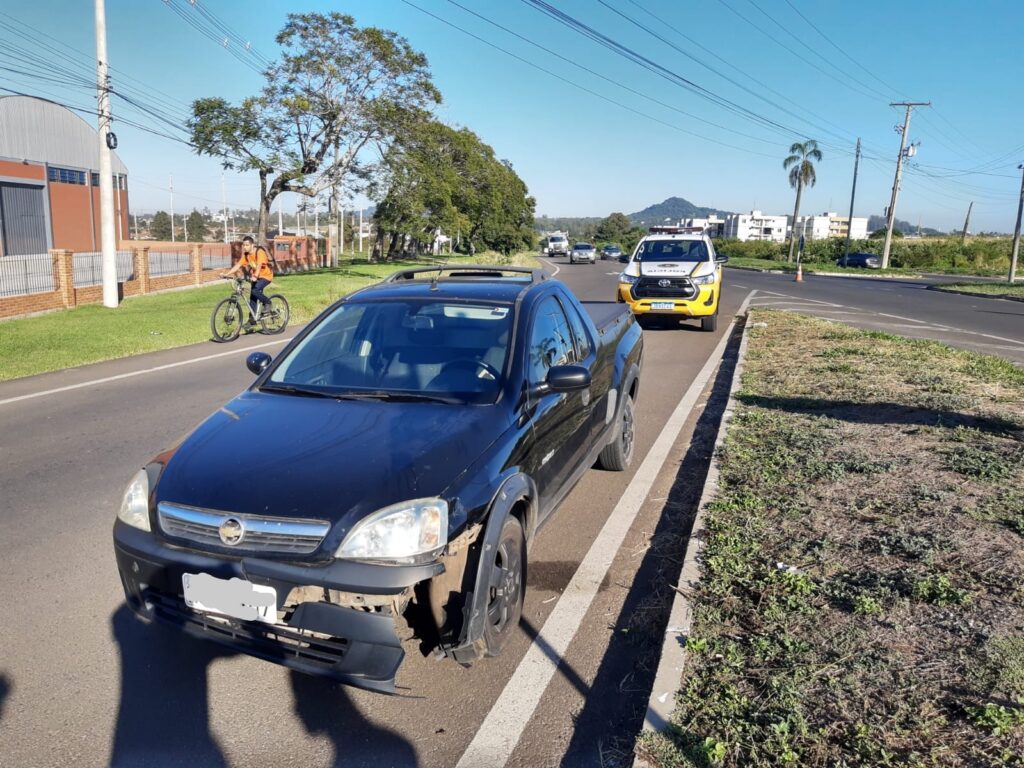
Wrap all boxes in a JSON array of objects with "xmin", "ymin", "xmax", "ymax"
[
  {"xmin": 218, "ymin": 517, "xmax": 245, "ymax": 546},
  {"xmin": 658, "ymin": 279, "xmax": 672, "ymax": 288}
]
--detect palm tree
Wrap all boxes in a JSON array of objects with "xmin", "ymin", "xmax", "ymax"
[{"xmin": 783, "ymin": 140, "xmax": 823, "ymax": 262}]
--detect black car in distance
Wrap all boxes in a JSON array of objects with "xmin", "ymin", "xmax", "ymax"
[
  {"xmin": 113, "ymin": 266, "xmax": 643, "ymax": 692},
  {"xmin": 601, "ymin": 244, "xmax": 622, "ymax": 261},
  {"xmin": 837, "ymin": 252, "xmax": 882, "ymax": 269}
]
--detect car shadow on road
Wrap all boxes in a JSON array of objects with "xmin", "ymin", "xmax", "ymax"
[
  {"xmin": 109, "ymin": 606, "xmax": 235, "ymax": 768},
  {"xmin": 289, "ymin": 672, "xmax": 419, "ymax": 767},
  {"xmin": 557, "ymin": 320, "xmax": 744, "ymax": 767},
  {"xmin": 109, "ymin": 606, "xmax": 419, "ymax": 768},
  {"xmin": 0, "ymin": 671, "xmax": 11, "ymax": 725}
]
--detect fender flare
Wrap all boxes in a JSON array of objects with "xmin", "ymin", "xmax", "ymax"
[{"xmin": 449, "ymin": 473, "xmax": 537, "ymax": 664}]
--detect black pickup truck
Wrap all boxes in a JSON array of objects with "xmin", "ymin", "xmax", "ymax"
[{"xmin": 113, "ymin": 266, "xmax": 643, "ymax": 692}]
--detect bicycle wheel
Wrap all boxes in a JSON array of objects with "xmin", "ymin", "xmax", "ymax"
[
  {"xmin": 211, "ymin": 297, "xmax": 243, "ymax": 342},
  {"xmin": 259, "ymin": 295, "xmax": 290, "ymax": 335}
]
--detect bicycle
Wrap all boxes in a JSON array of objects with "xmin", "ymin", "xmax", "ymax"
[{"xmin": 210, "ymin": 277, "xmax": 290, "ymax": 342}]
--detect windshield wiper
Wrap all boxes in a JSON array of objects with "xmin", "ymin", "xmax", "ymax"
[
  {"xmin": 258, "ymin": 383, "xmax": 336, "ymax": 398},
  {"xmin": 334, "ymin": 390, "xmax": 462, "ymax": 404}
]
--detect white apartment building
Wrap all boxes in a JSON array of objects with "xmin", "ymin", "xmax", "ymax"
[
  {"xmin": 681, "ymin": 215, "xmax": 726, "ymax": 237},
  {"xmin": 792, "ymin": 212, "xmax": 869, "ymax": 241},
  {"xmin": 723, "ymin": 210, "xmax": 789, "ymax": 242}
]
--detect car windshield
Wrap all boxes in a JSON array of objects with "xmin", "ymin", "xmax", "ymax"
[
  {"xmin": 635, "ymin": 239, "xmax": 710, "ymax": 262},
  {"xmin": 549, "ymin": 236, "xmax": 566, "ymax": 243},
  {"xmin": 267, "ymin": 299, "xmax": 514, "ymax": 404},
  {"xmin": 574, "ymin": 243, "xmax": 593, "ymax": 250}
]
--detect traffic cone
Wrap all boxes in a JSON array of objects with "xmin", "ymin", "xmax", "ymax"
[{"xmin": 795, "ymin": 263, "xmax": 803, "ymax": 282}]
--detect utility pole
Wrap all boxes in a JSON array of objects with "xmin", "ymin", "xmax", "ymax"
[
  {"xmin": 169, "ymin": 173, "xmax": 175, "ymax": 243},
  {"xmin": 95, "ymin": 0, "xmax": 117, "ymax": 307},
  {"xmin": 277, "ymin": 198, "xmax": 283, "ymax": 237},
  {"xmin": 881, "ymin": 101, "xmax": 929, "ymax": 268},
  {"xmin": 960, "ymin": 201, "xmax": 973, "ymax": 244},
  {"xmin": 133, "ymin": 212, "xmax": 138, "ymax": 240},
  {"xmin": 314, "ymin": 195, "xmax": 319, "ymax": 238},
  {"xmin": 1010, "ymin": 163, "xmax": 1023, "ymax": 284},
  {"xmin": 359, "ymin": 208, "xmax": 364, "ymax": 255},
  {"xmin": 221, "ymin": 172, "xmax": 228, "ymax": 244},
  {"xmin": 843, "ymin": 137, "xmax": 861, "ymax": 266}
]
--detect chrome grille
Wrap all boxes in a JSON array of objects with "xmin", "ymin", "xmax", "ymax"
[
  {"xmin": 633, "ymin": 277, "xmax": 696, "ymax": 299},
  {"xmin": 158, "ymin": 502, "xmax": 330, "ymax": 554}
]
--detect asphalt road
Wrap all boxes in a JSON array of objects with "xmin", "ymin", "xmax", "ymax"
[
  {"xmin": 729, "ymin": 268, "xmax": 1024, "ymax": 364},
  {"xmin": 0, "ymin": 260, "xmax": 746, "ymax": 768}
]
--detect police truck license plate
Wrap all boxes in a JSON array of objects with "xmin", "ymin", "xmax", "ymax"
[
  {"xmin": 182, "ymin": 573, "xmax": 277, "ymax": 624},
  {"xmin": 651, "ymin": 302, "xmax": 674, "ymax": 310}
]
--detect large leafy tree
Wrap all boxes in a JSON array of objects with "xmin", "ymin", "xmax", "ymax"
[
  {"xmin": 783, "ymin": 140, "xmax": 823, "ymax": 262},
  {"xmin": 371, "ymin": 115, "xmax": 535, "ymax": 258},
  {"xmin": 595, "ymin": 212, "xmax": 632, "ymax": 244},
  {"xmin": 188, "ymin": 12, "xmax": 440, "ymax": 245}
]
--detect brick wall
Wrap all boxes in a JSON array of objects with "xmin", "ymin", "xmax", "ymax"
[{"xmin": 1, "ymin": 245, "xmax": 228, "ymax": 320}]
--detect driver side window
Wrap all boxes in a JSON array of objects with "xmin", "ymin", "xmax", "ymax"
[{"xmin": 528, "ymin": 296, "xmax": 573, "ymax": 384}]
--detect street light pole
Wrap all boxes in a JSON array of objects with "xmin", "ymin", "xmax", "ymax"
[
  {"xmin": 94, "ymin": 0, "xmax": 118, "ymax": 307},
  {"xmin": 882, "ymin": 101, "xmax": 929, "ymax": 269},
  {"xmin": 1010, "ymin": 163, "xmax": 1024, "ymax": 284},
  {"xmin": 843, "ymin": 137, "xmax": 861, "ymax": 266}
]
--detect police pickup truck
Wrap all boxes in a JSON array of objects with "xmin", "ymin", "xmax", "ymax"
[
  {"xmin": 617, "ymin": 227, "xmax": 728, "ymax": 331},
  {"xmin": 113, "ymin": 266, "xmax": 643, "ymax": 693}
]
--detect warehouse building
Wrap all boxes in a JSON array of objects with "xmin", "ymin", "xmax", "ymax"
[{"xmin": 0, "ymin": 95, "xmax": 129, "ymax": 257}]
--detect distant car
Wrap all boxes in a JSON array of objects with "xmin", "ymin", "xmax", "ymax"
[
  {"xmin": 837, "ymin": 252, "xmax": 881, "ymax": 269},
  {"xmin": 601, "ymin": 245, "xmax": 622, "ymax": 261},
  {"xmin": 570, "ymin": 242, "xmax": 597, "ymax": 264}
]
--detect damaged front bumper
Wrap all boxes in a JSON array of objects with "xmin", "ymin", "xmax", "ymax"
[{"xmin": 113, "ymin": 520, "xmax": 443, "ymax": 693}]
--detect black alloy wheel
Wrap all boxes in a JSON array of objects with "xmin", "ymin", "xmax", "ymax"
[{"xmin": 483, "ymin": 515, "xmax": 526, "ymax": 657}]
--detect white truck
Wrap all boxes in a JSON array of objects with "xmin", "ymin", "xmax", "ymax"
[{"xmin": 542, "ymin": 232, "xmax": 569, "ymax": 257}]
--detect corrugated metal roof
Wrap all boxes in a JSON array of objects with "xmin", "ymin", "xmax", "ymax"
[{"xmin": 0, "ymin": 95, "xmax": 128, "ymax": 175}]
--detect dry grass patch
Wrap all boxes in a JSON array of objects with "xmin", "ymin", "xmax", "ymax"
[{"xmin": 638, "ymin": 310, "xmax": 1024, "ymax": 767}]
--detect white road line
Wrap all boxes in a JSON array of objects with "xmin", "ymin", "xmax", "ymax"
[
  {"xmin": 540, "ymin": 258, "xmax": 561, "ymax": 277},
  {"xmin": 0, "ymin": 338, "xmax": 293, "ymax": 407},
  {"xmin": 455, "ymin": 291, "xmax": 757, "ymax": 768}
]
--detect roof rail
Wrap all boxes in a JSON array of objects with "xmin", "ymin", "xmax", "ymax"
[{"xmin": 382, "ymin": 265, "xmax": 548, "ymax": 284}]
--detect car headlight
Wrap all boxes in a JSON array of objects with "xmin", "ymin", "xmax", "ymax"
[
  {"xmin": 692, "ymin": 273, "xmax": 716, "ymax": 285},
  {"xmin": 118, "ymin": 469, "xmax": 151, "ymax": 531},
  {"xmin": 619, "ymin": 273, "xmax": 638, "ymax": 284},
  {"xmin": 336, "ymin": 498, "xmax": 448, "ymax": 564}
]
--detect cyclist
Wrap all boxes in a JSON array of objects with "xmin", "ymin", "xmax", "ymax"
[{"xmin": 222, "ymin": 236, "xmax": 274, "ymax": 326}]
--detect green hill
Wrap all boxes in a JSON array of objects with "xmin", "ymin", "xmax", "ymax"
[{"xmin": 630, "ymin": 197, "xmax": 731, "ymax": 225}]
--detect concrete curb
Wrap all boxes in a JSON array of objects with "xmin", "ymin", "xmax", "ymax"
[
  {"xmin": 634, "ymin": 307, "xmax": 755, "ymax": 765},
  {"xmin": 926, "ymin": 285, "xmax": 1024, "ymax": 303},
  {"xmin": 725, "ymin": 265, "xmax": 925, "ymax": 280}
]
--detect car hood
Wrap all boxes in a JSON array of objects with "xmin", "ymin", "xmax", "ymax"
[{"xmin": 154, "ymin": 391, "xmax": 510, "ymax": 530}]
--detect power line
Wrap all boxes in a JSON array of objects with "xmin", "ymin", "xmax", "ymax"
[
  {"xmin": 442, "ymin": 0, "xmax": 784, "ymax": 148},
  {"xmin": 400, "ymin": 0, "xmax": 781, "ymax": 158}
]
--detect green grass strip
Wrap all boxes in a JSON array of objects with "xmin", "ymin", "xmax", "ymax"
[{"xmin": 0, "ymin": 253, "xmax": 538, "ymax": 382}]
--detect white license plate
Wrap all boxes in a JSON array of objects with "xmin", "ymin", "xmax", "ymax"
[
  {"xmin": 182, "ymin": 572, "xmax": 277, "ymax": 624},
  {"xmin": 651, "ymin": 302, "xmax": 674, "ymax": 310}
]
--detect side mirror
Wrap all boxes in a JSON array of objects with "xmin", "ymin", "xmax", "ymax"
[
  {"xmin": 546, "ymin": 365, "xmax": 591, "ymax": 393},
  {"xmin": 246, "ymin": 351, "xmax": 272, "ymax": 375},
  {"xmin": 715, "ymin": 254, "xmax": 729, "ymax": 264}
]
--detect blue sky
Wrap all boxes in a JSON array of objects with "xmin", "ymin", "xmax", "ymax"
[{"xmin": 3, "ymin": 0, "xmax": 1022, "ymax": 232}]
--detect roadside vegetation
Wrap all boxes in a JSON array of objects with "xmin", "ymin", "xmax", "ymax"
[
  {"xmin": 934, "ymin": 282, "xmax": 1024, "ymax": 300},
  {"xmin": 717, "ymin": 236, "xmax": 1017, "ymax": 277},
  {"xmin": 0, "ymin": 252, "xmax": 538, "ymax": 382},
  {"xmin": 638, "ymin": 311, "xmax": 1024, "ymax": 767}
]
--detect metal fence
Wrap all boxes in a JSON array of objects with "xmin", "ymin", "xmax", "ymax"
[
  {"xmin": 202, "ymin": 245, "xmax": 232, "ymax": 271},
  {"xmin": 148, "ymin": 250, "xmax": 191, "ymax": 277},
  {"xmin": 73, "ymin": 251, "xmax": 134, "ymax": 287},
  {"xmin": 0, "ymin": 253, "xmax": 55, "ymax": 298}
]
